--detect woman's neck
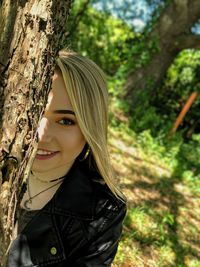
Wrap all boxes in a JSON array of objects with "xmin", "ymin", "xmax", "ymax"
[
  {"xmin": 20, "ymin": 174, "xmax": 64, "ymax": 210},
  {"xmin": 31, "ymin": 161, "xmax": 74, "ymax": 183}
]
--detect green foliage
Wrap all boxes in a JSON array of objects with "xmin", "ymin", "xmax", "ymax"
[
  {"xmin": 127, "ymin": 90, "xmax": 174, "ymax": 137},
  {"xmin": 67, "ymin": 1, "xmax": 136, "ymax": 75},
  {"xmin": 69, "ymin": 1, "xmax": 200, "ymax": 186},
  {"xmin": 111, "ymin": 122, "xmax": 200, "ymax": 266},
  {"xmin": 125, "ymin": 49, "xmax": 200, "ymax": 139},
  {"xmin": 166, "ymin": 50, "xmax": 200, "ymax": 89},
  {"xmin": 112, "ymin": 111, "xmax": 200, "ymax": 193},
  {"xmin": 155, "ymin": 49, "xmax": 200, "ymax": 137},
  {"xmin": 67, "ymin": 0, "xmax": 162, "ymax": 79},
  {"xmin": 175, "ymin": 135, "xmax": 200, "ymax": 194},
  {"xmin": 107, "ymin": 65, "xmax": 128, "ymax": 96},
  {"xmin": 179, "ymin": 134, "xmax": 200, "ymax": 172},
  {"xmin": 127, "ymin": 33, "xmax": 161, "ymax": 72},
  {"xmin": 66, "ymin": 2, "xmax": 200, "ymax": 265},
  {"xmin": 68, "ymin": 1, "xmax": 199, "ymax": 141},
  {"xmin": 136, "ymin": 131, "xmax": 200, "ymax": 195}
]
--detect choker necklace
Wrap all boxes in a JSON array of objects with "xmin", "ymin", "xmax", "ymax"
[
  {"xmin": 24, "ymin": 175, "xmax": 65, "ymax": 210},
  {"xmin": 31, "ymin": 171, "xmax": 66, "ymax": 183}
]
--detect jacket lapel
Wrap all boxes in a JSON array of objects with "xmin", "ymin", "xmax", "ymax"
[{"xmin": 52, "ymin": 160, "xmax": 96, "ymax": 220}]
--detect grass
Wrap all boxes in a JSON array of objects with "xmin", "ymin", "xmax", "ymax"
[{"xmin": 109, "ymin": 124, "xmax": 200, "ymax": 267}]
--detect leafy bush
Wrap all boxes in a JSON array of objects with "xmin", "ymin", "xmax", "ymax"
[
  {"xmin": 67, "ymin": 2, "xmax": 136, "ymax": 75},
  {"xmin": 155, "ymin": 49, "xmax": 200, "ymax": 138},
  {"xmin": 175, "ymin": 134, "xmax": 200, "ymax": 179}
]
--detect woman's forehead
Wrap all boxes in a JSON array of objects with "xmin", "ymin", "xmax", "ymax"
[
  {"xmin": 52, "ymin": 69, "xmax": 60, "ymax": 80},
  {"xmin": 45, "ymin": 72, "xmax": 72, "ymax": 111}
]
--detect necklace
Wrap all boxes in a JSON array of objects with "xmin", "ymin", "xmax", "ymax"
[
  {"xmin": 31, "ymin": 171, "xmax": 66, "ymax": 183},
  {"xmin": 24, "ymin": 176, "xmax": 64, "ymax": 210}
]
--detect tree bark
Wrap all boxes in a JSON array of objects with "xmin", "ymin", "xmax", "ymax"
[
  {"xmin": 0, "ymin": 1, "xmax": 72, "ymax": 266},
  {"xmin": 125, "ymin": 0, "xmax": 200, "ymax": 105}
]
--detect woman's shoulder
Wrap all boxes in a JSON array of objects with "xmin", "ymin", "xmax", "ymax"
[
  {"xmin": 52, "ymin": 161, "xmax": 126, "ymax": 221},
  {"xmin": 91, "ymin": 177, "xmax": 126, "ymax": 216}
]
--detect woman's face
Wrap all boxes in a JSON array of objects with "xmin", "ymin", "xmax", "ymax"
[{"xmin": 32, "ymin": 70, "xmax": 86, "ymax": 180}]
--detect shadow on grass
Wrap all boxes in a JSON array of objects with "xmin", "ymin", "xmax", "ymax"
[{"xmin": 117, "ymin": 147, "xmax": 200, "ymax": 266}]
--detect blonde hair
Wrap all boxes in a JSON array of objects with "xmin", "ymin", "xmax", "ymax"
[{"xmin": 56, "ymin": 49, "xmax": 125, "ymax": 201}]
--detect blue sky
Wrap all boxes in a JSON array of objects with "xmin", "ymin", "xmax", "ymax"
[
  {"xmin": 93, "ymin": 0, "xmax": 160, "ymax": 31},
  {"xmin": 93, "ymin": 0, "xmax": 200, "ymax": 34}
]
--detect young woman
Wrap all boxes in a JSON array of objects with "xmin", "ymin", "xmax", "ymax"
[{"xmin": 7, "ymin": 50, "xmax": 126, "ymax": 267}]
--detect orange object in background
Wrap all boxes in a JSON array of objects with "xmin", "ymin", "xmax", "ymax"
[{"xmin": 169, "ymin": 92, "xmax": 198, "ymax": 136}]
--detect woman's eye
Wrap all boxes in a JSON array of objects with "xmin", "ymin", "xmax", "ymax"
[{"xmin": 58, "ymin": 118, "xmax": 75, "ymax": 126}]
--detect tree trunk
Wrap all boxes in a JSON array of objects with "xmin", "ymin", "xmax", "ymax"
[
  {"xmin": 0, "ymin": 1, "xmax": 72, "ymax": 266},
  {"xmin": 125, "ymin": 0, "xmax": 200, "ymax": 105}
]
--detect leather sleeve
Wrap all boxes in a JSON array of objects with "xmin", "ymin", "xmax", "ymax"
[{"xmin": 71, "ymin": 201, "xmax": 126, "ymax": 267}]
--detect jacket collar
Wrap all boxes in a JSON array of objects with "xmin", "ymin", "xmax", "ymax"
[{"xmin": 50, "ymin": 160, "xmax": 99, "ymax": 220}]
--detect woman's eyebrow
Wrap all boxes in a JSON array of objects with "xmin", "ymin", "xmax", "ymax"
[{"xmin": 53, "ymin": 110, "xmax": 75, "ymax": 115}]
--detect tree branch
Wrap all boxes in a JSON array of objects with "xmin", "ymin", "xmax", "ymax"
[
  {"xmin": 175, "ymin": 34, "xmax": 200, "ymax": 50},
  {"xmin": 124, "ymin": 0, "xmax": 200, "ymax": 103}
]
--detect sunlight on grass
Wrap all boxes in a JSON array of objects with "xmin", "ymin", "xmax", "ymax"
[
  {"xmin": 156, "ymin": 245, "xmax": 176, "ymax": 266},
  {"xmin": 125, "ymin": 207, "xmax": 159, "ymax": 238},
  {"xmin": 185, "ymin": 257, "xmax": 200, "ymax": 267},
  {"xmin": 110, "ymin": 123, "xmax": 200, "ymax": 267}
]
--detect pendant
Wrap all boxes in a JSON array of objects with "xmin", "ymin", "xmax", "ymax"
[{"xmin": 24, "ymin": 199, "xmax": 32, "ymax": 210}]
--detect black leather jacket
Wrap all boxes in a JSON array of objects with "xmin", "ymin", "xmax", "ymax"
[{"xmin": 7, "ymin": 160, "xmax": 126, "ymax": 267}]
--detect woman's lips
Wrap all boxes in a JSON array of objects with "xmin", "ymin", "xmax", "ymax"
[{"xmin": 35, "ymin": 151, "xmax": 59, "ymax": 160}]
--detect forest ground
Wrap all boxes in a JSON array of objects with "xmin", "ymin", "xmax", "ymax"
[{"xmin": 109, "ymin": 126, "xmax": 200, "ymax": 267}]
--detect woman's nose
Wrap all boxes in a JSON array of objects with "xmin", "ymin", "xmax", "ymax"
[{"xmin": 37, "ymin": 117, "xmax": 51, "ymax": 142}]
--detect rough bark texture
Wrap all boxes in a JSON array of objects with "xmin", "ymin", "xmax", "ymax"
[
  {"xmin": 0, "ymin": 0, "xmax": 72, "ymax": 266},
  {"xmin": 125, "ymin": 0, "xmax": 200, "ymax": 105}
]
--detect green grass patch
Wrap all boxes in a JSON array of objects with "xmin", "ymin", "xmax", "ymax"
[{"xmin": 110, "ymin": 121, "xmax": 200, "ymax": 267}]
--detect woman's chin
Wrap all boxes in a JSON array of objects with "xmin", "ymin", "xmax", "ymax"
[{"xmin": 31, "ymin": 158, "xmax": 75, "ymax": 177}]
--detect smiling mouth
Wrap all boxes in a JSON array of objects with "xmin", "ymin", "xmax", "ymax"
[{"xmin": 36, "ymin": 149, "xmax": 59, "ymax": 160}]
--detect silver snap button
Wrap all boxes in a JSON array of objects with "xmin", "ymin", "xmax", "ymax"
[{"xmin": 50, "ymin": 246, "xmax": 57, "ymax": 255}]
